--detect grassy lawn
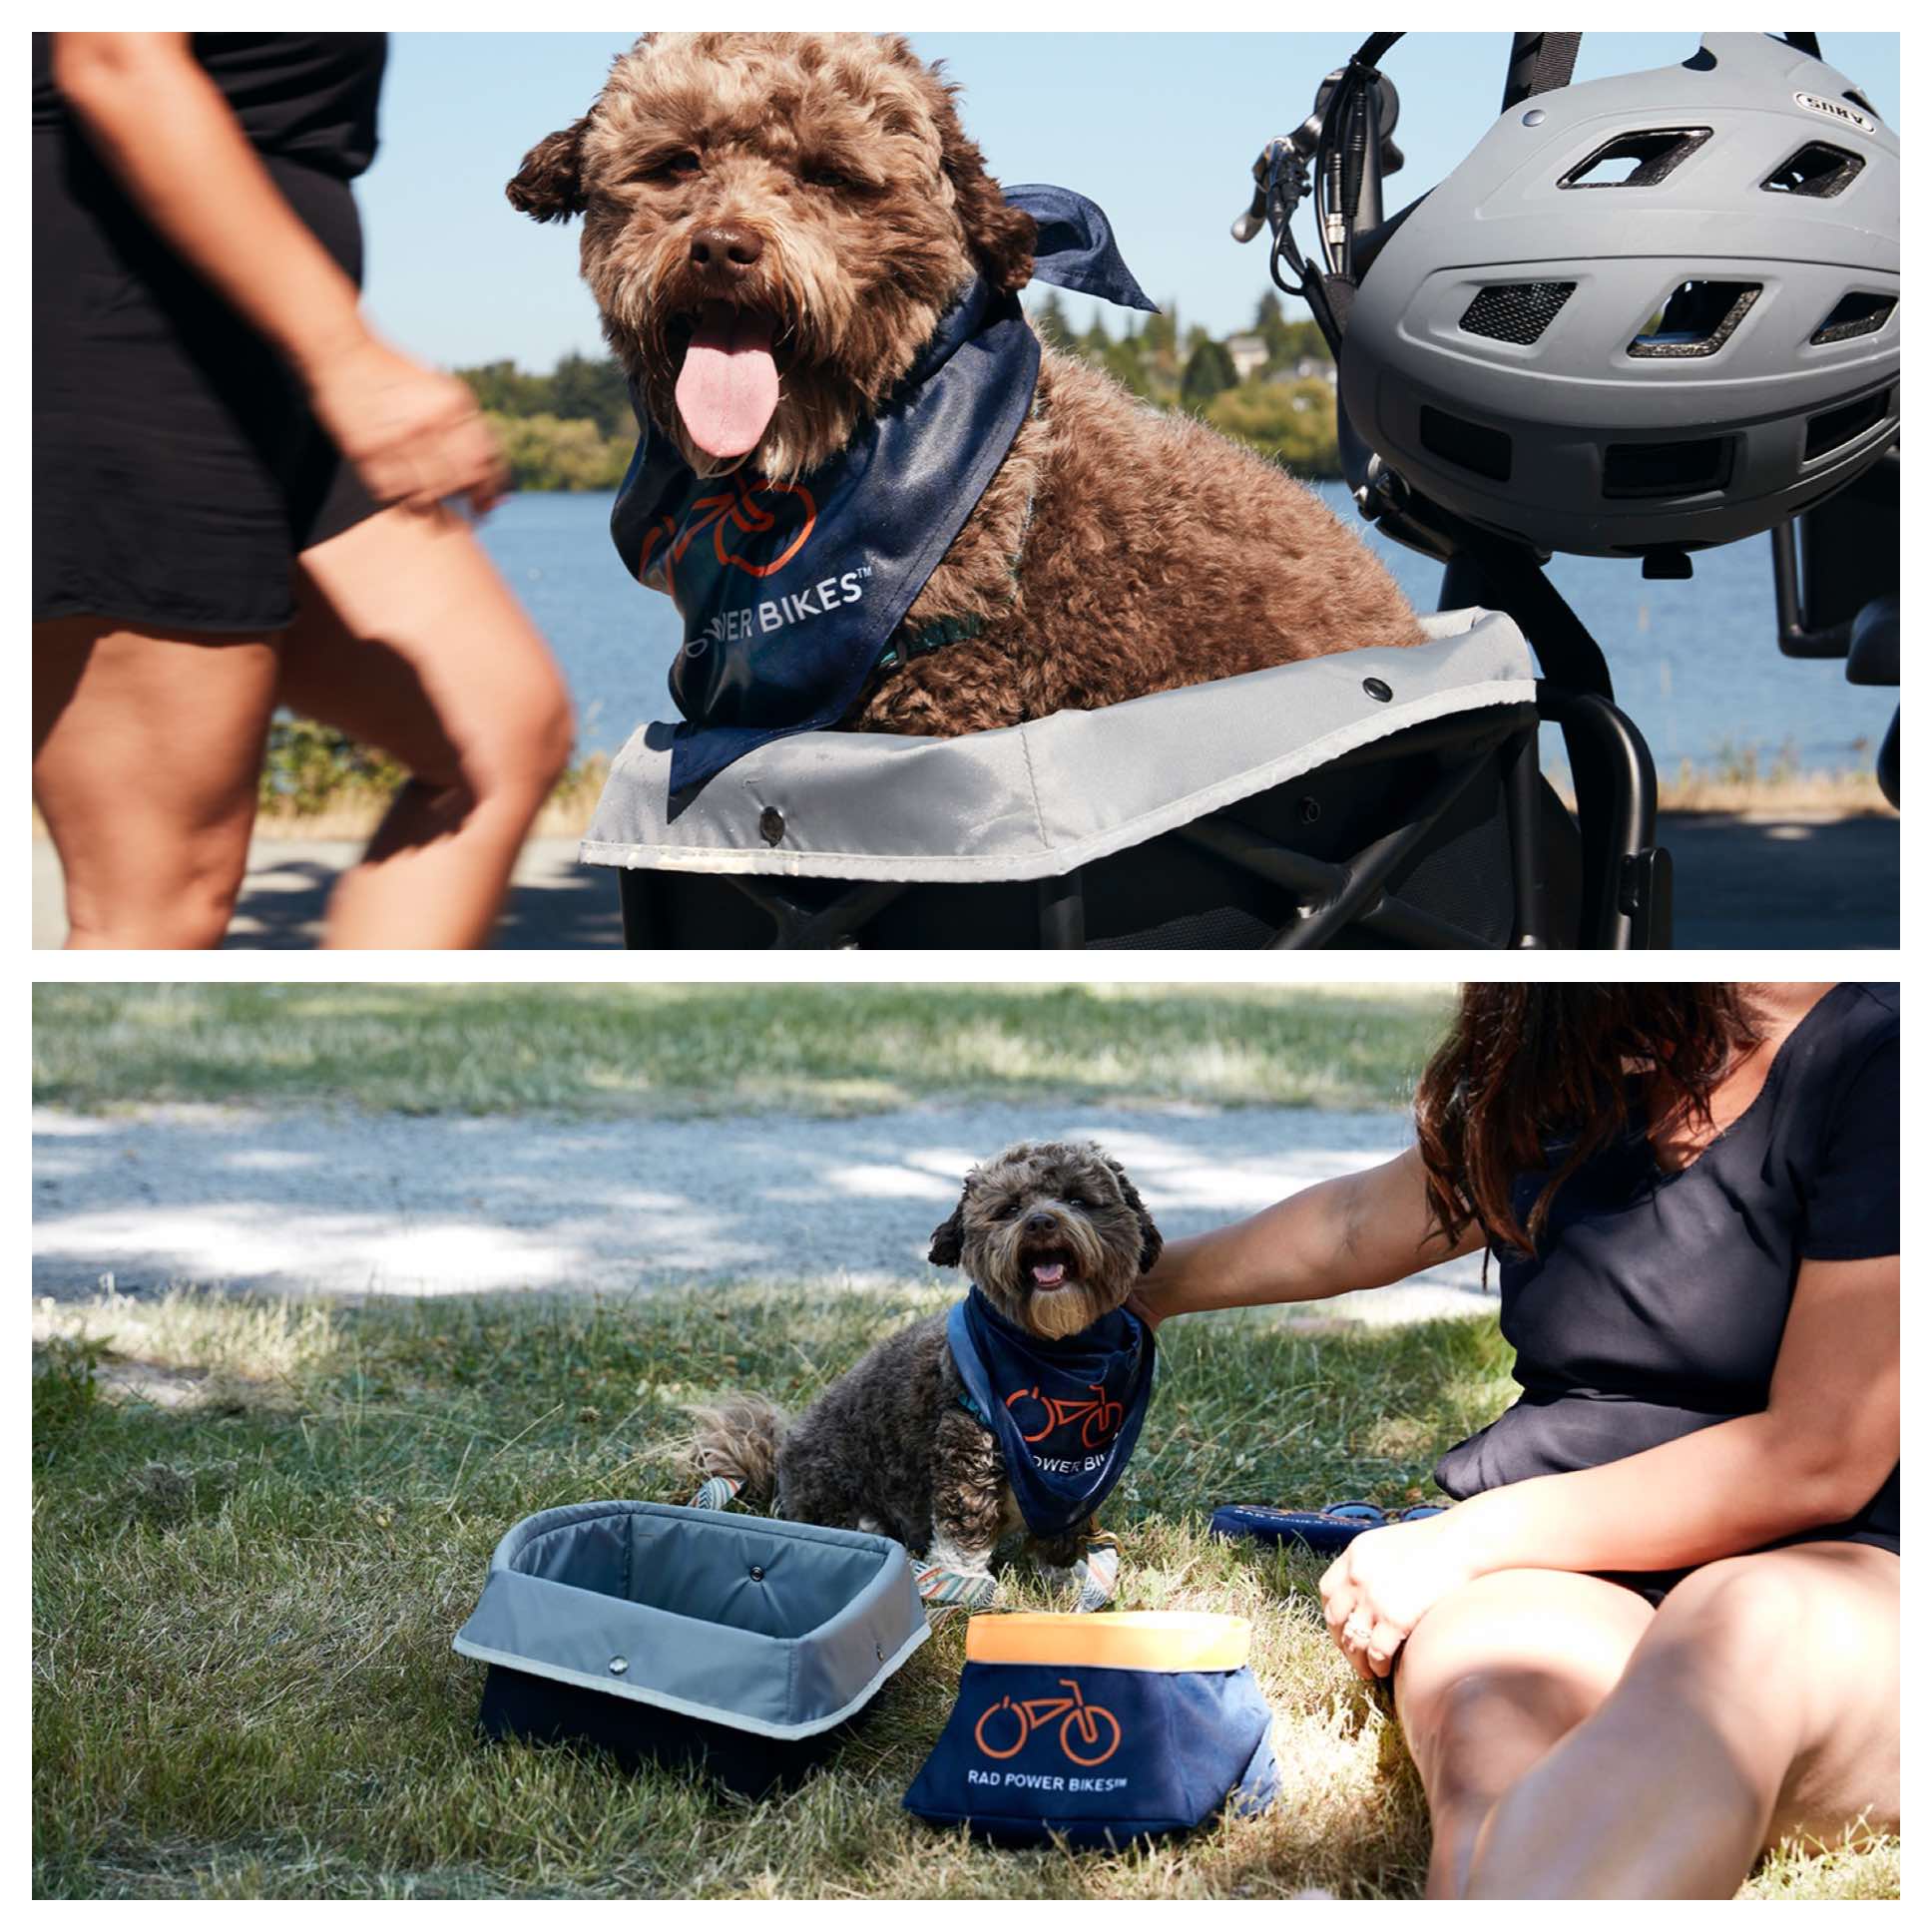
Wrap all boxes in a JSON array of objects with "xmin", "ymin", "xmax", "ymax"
[
  {"xmin": 32, "ymin": 983, "xmax": 1454, "ymax": 1120},
  {"xmin": 34, "ymin": 1285, "xmax": 1897, "ymax": 1901}
]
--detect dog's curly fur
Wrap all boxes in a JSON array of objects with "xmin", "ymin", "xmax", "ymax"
[
  {"xmin": 687, "ymin": 1141, "xmax": 1161, "ymax": 1593},
  {"xmin": 510, "ymin": 32, "xmax": 1422, "ymax": 736}
]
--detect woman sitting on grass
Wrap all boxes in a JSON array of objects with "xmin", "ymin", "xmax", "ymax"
[{"xmin": 1136, "ymin": 982, "xmax": 1898, "ymax": 1899}]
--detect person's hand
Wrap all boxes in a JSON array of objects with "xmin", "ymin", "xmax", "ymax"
[
  {"xmin": 1318, "ymin": 1512, "xmax": 1484, "ymax": 1681},
  {"xmin": 304, "ymin": 332, "xmax": 509, "ymax": 516}
]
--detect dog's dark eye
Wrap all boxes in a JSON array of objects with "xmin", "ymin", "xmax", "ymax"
[
  {"xmin": 804, "ymin": 165, "xmax": 856, "ymax": 192},
  {"xmin": 652, "ymin": 152, "xmax": 702, "ymax": 183},
  {"xmin": 1063, "ymin": 1195, "xmax": 1087, "ymax": 1210}
]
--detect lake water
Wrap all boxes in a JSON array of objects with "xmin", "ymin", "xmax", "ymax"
[{"xmin": 476, "ymin": 485, "xmax": 1891, "ymax": 775}]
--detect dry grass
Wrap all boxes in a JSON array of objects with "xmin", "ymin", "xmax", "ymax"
[{"xmin": 33, "ymin": 1284, "xmax": 1898, "ymax": 1901}]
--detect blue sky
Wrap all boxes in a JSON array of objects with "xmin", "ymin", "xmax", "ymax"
[{"xmin": 356, "ymin": 32, "xmax": 1901, "ymax": 372}]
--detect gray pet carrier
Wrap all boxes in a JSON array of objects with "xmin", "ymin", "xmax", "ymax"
[
  {"xmin": 578, "ymin": 606, "xmax": 1664, "ymax": 949},
  {"xmin": 453, "ymin": 1501, "xmax": 928, "ymax": 1794}
]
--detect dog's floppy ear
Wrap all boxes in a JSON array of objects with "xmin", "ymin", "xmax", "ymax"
[
  {"xmin": 930, "ymin": 80, "xmax": 1036, "ymax": 293},
  {"xmin": 1107, "ymin": 1157, "xmax": 1164, "ymax": 1274},
  {"xmin": 508, "ymin": 115, "xmax": 592, "ymax": 224},
  {"xmin": 927, "ymin": 1197, "xmax": 967, "ymax": 1269}
]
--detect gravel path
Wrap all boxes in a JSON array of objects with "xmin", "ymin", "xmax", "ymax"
[
  {"xmin": 34, "ymin": 813, "xmax": 1899, "ymax": 949},
  {"xmin": 33, "ymin": 1102, "xmax": 1491, "ymax": 1323}
]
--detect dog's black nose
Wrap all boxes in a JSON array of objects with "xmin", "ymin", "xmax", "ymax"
[
  {"xmin": 690, "ymin": 225, "xmax": 765, "ymax": 275},
  {"xmin": 1024, "ymin": 1211, "xmax": 1058, "ymax": 1236}
]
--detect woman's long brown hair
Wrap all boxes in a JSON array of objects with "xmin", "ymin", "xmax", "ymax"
[{"xmin": 1414, "ymin": 985, "xmax": 1764, "ymax": 1255}]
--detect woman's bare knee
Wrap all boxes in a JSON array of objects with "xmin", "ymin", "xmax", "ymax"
[
  {"xmin": 287, "ymin": 506, "xmax": 575, "ymax": 815},
  {"xmin": 1634, "ymin": 1547, "xmax": 1899, "ymax": 1842}
]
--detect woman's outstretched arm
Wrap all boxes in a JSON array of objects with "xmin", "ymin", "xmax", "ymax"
[
  {"xmin": 51, "ymin": 32, "xmax": 504, "ymax": 513},
  {"xmin": 1135, "ymin": 1144, "xmax": 1486, "ymax": 1324}
]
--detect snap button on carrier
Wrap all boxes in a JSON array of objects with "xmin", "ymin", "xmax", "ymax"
[{"xmin": 1362, "ymin": 676, "xmax": 1394, "ymax": 703}]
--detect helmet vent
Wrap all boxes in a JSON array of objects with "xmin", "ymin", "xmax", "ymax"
[
  {"xmin": 1804, "ymin": 389, "xmax": 1892, "ymax": 460},
  {"xmin": 1460, "ymin": 282, "xmax": 1576, "ymax": 346},
  {"xmin": 1603, "ymin": 438, "xmax": 1735, "ymax": 500},
  {"xmin": 1628, "ymin": 281, "xmax": 1760, "ymax": 358},
  {"xmin": 1560, "ymin": 127, "xmax": 1711, "ymax": 190},
  {"xmin": 1419, "ymin": 406, "xmax": 1512, "ymax": 484},
  {"xmin": 1811, "ymin": 292, "xmax": 1897, "ymax": 346},
  {"xmin": 1762, "ymin": 142, "xmax": 1866, "ymax": 199}
]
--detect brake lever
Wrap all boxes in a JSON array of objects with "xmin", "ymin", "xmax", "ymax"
[
  {"xmin": 1231, "ymin": 180, "xmax": 1268, "ymax": 243},
  {"xmin": 1236, "ymin": 136, "xmax": 1313, "ymax": 242},
  {"xmin": 1230, "ymin": 108, "xmax": 1323, "ymax": 244}
]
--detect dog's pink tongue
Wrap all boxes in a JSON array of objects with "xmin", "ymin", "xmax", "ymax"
[
  {"xmin": 1031, "ymin": 1261, "xmax": 1068, "ymax": 1287},
  {"xmin": 676, "ymin": 304, "xmax": 778, "ymax": 459}
]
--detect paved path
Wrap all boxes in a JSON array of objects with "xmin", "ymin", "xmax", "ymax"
[
  {"xmin": 34, "ymin": 1101, "xmax": 1490, "ymax": 1324},
  {"xmin": 32, "ymin": 811, "xmax": 1896, "ymax": 950}
]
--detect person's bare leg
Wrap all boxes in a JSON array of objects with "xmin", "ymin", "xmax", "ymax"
[
  {"xmin": 281, "ymin": 504, "xmax": 574, "ymax": 949},
  {"xmin": 1464, "ymin": 1543, "xmax": 1899, "ymax": 1898},
  {"xmin": 33, "ymin": 617, "xmax": 279, "ymax": 948},
  {"xmin": 1393, "ymin": 1568, "xmax": 1654, "ymax": 1898}
]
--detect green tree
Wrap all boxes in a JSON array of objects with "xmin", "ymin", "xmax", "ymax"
[
  {"xmin": 1204, "ymin": 377, "xmax": 1341, "ymax": 476},
  {"xmin": 1179, "ymin": 337, "xmax": 1238, "ymax": 410},
  {"xmin": 456, "ymin": 358, "xmax": 549, "ymax": 417},
  {"xmin": 548, "ymin": 351, "xmax": 633, "ymax": 439},
  {"xmin": 1099, "ymin": 334, "xmax": 1152, "ymax": 398},
  {"xmin": 1032, "ymin": 288, "xmax": 1074, "ymax": 348},
  {"xmin": 486, "ymin": 411, "xmax": 632, "ymax": 492}
]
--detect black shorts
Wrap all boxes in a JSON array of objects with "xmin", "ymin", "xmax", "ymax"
[
  {"xmin": 33, "ymin": 126, "xmax": 379, "ymax": 635},
  {"xmin": 1596, "ymin": 1525, "xmax": 1900, "ymax": 1609}
]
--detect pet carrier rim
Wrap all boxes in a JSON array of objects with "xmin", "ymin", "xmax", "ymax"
[{"xmin": 452, "ymin": 1499, "xmax": 931, "ymax": 1739}]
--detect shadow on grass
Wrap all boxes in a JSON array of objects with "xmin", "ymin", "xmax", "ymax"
[{"xmin": 31, "ymin": 1286, "xmax": 1898, "ymax": 1900}]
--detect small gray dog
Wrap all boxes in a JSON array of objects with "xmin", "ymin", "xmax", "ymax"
[{"xmin": 688, "ymin": 1140, "xmax": 1161, "ymax": 1602}]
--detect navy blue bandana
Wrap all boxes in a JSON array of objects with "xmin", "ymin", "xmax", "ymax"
[
  {"xmin": 610, "ymin": 185, "xmax": 1156, "ymax": 810},
  {"xmin": 947, "ymin": 1286, "xmax": 1156, "ymax": 1540}
]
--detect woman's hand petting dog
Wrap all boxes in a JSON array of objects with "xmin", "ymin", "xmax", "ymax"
[{"xmin": 1319, "ymin": 1513, "xmax": 1482, "ymax": 1681}]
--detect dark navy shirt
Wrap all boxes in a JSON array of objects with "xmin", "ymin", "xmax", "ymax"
[
  {"xmin": 1435, "ymin": 983, "xmax": 1899, "ymax": 1554},
  {"xmin": 34, "ymin": 34, "xmax": 386, "ymax": 179}
]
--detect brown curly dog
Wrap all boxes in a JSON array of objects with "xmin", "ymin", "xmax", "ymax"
[{"xmin": 509, "ymin": 31, "xmax": 1421, "ymax": 737}]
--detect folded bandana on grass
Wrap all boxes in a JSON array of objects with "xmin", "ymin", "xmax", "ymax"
[{"xmin": 610, "ymin": 185, "xmax": 1156, "ymax": 811}]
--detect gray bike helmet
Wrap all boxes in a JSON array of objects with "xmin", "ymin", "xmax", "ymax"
[{"xmin": 1340, "ymin": 32, "xmax": 1899, "ymax": 558}]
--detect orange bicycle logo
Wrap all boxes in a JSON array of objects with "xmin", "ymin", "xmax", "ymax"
[
  {"xmin": 637, "ymin": 472, "xmax": 817, "ymax": 591},
  {"xmin": 1004, "ymin": 1381, "xmax": 1125, "ymax": 1450},
  {"xmin": 973, "ymin": 1678, "xmax": 1123, "ymax": 1766}
]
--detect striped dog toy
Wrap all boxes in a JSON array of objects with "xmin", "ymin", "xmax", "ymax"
[
  {"xmin": 690, "ymin": 1475, "xmax": 743, "ymax": 1512},
  {"xmin": 1075, "ymin": 1528, "xmax": 1120, "ymax": 1613},
  {"xmin": 911, "ymin": 1560, "xmax": 1000, "ymax": 1611}
]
